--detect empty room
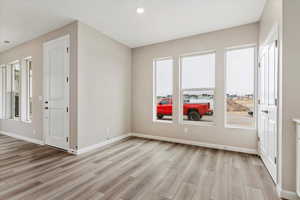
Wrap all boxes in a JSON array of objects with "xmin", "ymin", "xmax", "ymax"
[{"xmin": 0, "ymin": 0, "xmax": 300, "ymax": 199}]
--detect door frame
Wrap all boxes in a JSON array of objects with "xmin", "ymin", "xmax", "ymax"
[
  {"xmin": 43, "ymin": 34, "xmax": 70, "ymax": 150},
  {"xmin": 258, "ymin": 24, "xmax": 279, "ymax": 184}
]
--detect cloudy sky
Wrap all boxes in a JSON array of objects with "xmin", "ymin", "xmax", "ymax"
[{"xmin": 155, "ymin": 47, "xmax": 254, "ymax": 97}]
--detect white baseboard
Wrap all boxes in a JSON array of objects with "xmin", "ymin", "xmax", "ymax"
[
  {"xmin": 75, "ymin": 134, "xmax": 131, "ymax": 155},
  {"xmin": 130, "ymin": 133, "xmax": 258, "ymax": 155},
  {"xmin": 0, "ymin": 131, "xmax": 44, "ymax": 145},
  {"xmin": 277, "ymin": 185, "xmax": 300, "ymax": 200}
]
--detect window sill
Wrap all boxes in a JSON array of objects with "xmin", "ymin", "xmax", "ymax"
[
  {"xmin": 180, "ymin": 121, "xmax": 216, "ymax": 127},
  {"xmin": 2, "ymin": 119, "xmax": 32, "ymax": 124},
  {"xmin": 152, "ymin": 120, "xmax": 173, "ymax": 124},
  {"xmin": 225, "ymin": 125, "xmax": 256, "ymax": 130}
]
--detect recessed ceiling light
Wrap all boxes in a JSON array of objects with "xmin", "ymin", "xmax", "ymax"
[
  {"xmin": 3, "ymin": 40, "xmax": 10, "ymax": 44},
  {"xmin": 136, "ymin": 7, "xmax": 144, "ymax": 14}
]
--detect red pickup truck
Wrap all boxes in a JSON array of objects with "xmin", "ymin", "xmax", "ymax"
[{"xmin": 156, "ymin": 98, "xmax": 212, "ymax": 121}]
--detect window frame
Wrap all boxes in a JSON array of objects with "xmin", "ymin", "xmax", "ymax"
[
  {"xmin": 0, "ymin": 65, "xmax": 6, "ymax": 119},
  {"xmin": 7, "ymin": 60, "xmax": 21, "ymax": 121},
  {"xmin": 179, "ymin": 50, "xmax": 216, "ymax": 126},
  {"xmin": 224, "ymin": 44, "xmax": 258, "ymax": 130},
  {"xmin": 152, "ymin": 57, "xmax": 174, "ymax": 124},
  {"xmin": 24, "ymin": 57, "xmax": 32, "ymax": 123}
]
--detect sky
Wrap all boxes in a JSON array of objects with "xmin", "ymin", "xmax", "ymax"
[
  {"xmin": 156, "ymin": 59, "xmax": 173, "ymax": 97},
  {"xmin": 155, "ymin": 47, "xmax": 254, "ymax": 97},
  {"xmin": 226, "ymin": 47, "xmax": 254, "ymax": 95}
]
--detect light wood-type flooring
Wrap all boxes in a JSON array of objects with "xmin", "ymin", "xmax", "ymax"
[{"xmin": 0, "ymin": 134, "xmax": 281, "ymax": 200}]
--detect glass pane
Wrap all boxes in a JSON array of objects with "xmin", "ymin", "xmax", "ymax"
[
  {"xmin": 182, "ymin": 54, "xmax": 215, "ymax": 89},
  {"xmin": 181, "ymin": 53, "xmax": 215, "ymax": 123},
  {"xmin": 0, "ymin": 67, "xmax": 4, "ymax": 118},
  {"xmin": 27, "ymin": 59, "xmax": 33, "ymax": 121},
  {"xmin": 154, "ymin": 59, "xmax": 173, "ymax": 121},
  {"xmin": 182, "ymin": 89, "xmax": 214, "ymax": 122},
  {"xmin": 5, "ymin": 65, "xmax": 11, "ymax": 119},
  {"xmin": 225, "ymin": 47, "xmax": 255, "ymax": 128},
  {"xmin": 12, "ymin": 63, "xmax": 21, "ymax": 119}
]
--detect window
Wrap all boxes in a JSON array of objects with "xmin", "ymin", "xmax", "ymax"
[
  {"xmin": 180, "ymin": 52, "xmax": 215, "ymax": 124},
  {"xmin": 24, "ymin": 58, "xmax": 32, "ymax": 121},
  {"xmin": 0, "ymin": 65, "xmax": 6, "ymax": 119},
  {"xmin": 225, "ymin": 46, "xmax": 256, "ymax": 129},
  {"xmin": 0, "ymin": 58, "xmax": 33, "ymax": 122},
  {"xmin": 11, "ymin": 62, "xmax": 21, "ymax": 120},
  {"xmin": 153, "ymin": 58, "xmax": 173, "ymax": 121}
]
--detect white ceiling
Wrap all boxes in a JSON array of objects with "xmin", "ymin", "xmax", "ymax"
[{"xmin": 0, "ymin": 0, "xmax": 266, "ymax": 52}]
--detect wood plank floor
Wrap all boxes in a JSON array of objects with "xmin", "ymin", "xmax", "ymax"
[{"xmin": 0, "ymin": 134, "xmax": 281, "ymax": 200}]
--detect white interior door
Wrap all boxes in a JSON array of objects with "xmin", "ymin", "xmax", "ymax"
[
  {"xmin": 43, "ymin": 35, "xmax": 70, "ymax": 150},
  {"xmin": 258, "ymin": 39, "xmax": 278, "ymax": 182}
]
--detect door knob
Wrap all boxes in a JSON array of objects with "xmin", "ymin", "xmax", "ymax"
[
  {"xmin": 45, "ymin": 101, "xmax": 48, "ymax": 104},
  {"xmin": 262, "ymin": 110, "xmax": 269, "ymax": 114},
  {"xmin": 45, "ymin": 107, "xmax": 49, "ymax": 110}
]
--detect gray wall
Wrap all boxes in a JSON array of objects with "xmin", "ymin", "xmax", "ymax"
[
  {"xmin": 132, "ymin": 23, "xmax": 259, "ymax": 151},
  {"xmin": 0, "ymin": 22, "xmax": 78, "ymax": 149},
  {"xmin": 281, "ymin": 0, "xmax": 300, "ymax": 193},
  {"xmin": 77, "ymin": 22, "xmax": 132, "ymax": 149}
]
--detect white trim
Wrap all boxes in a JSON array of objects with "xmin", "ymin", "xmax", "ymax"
[
  {"xmin": 74, "ymin": 134, "xmax": 131, "ymax": 155},
  {"xmin": 260, "ymin": 24, "xmax": 279, "ymax": 56},
  {"xmin": 276, "ymin": 185, "xmax": 300, "ymax": 200},
  {"xmin": 8, "ymin": 60, "xmax": 20, "ymax": 65},
  {"xmin": 225, "ymin": 43, "xmax": 258, "ymax": 51},
  {"xmin": 224, "ymin": 45, "xmax": 257, "ymax": 130},
  {"xmin": 0, "ymin": 131, "xmax": 44, "ymax": 145},
  {"xmin": 152, "ymin": 119, "xmax": 173, "ymax": 124},
  {"xmin": 152, "ymin": 57, "xmax": 174, "ymax": 123},
  {"xmin": 181, "ymin": 121, "xmax": 216, "ymax": 127},
  {"xmin": 179, "ymin": 51, "xmax": 216, "ymax": 126},
  {"xmin": 130, "ymin": 133, "xmax": 258, "ymax": 155},
  {"xmin": 180, "ymin": 49, "xmax": 217, "ymax": 57},
  {"xmin": 293, "ymin": 118, "xmax": 300, "ymax": 124}
]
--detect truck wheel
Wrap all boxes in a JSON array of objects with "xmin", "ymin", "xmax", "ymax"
[
  {"xmin": 157, "ymin": 114, "xmax": 164, "ymax": 119},
  {"xmin": 188, "ymin": 111, "xmax": 202, "ymax": 121}
]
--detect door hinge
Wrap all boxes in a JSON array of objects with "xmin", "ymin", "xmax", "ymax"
[
  {"xmin": 274, "ymin": 157, "xmax": 277, "ymax": 164},
  {"xmin": 66, "ymin": 137, "xmax": 69, "ymax": 143},
  {"xmin": 67, "ymin": 47, "xmax": 69, "ymax": 53},
  {"xmin": 258, "ymin": 62, "xmax": 261, "ymax": 68},
  {"xmin": 66, "ymin": 107, "xmax": 69, "ymax": 113},
  {"xmin": 66, "ymin": 76, "xmax": 69, "ymax": 83},
  {"xmin": 275, "ymin": 40, "xmax": 278, "ymax": 48},
  {"xmin": 258, "ymin": 99, "xmax": 261, "ymax": 105},
  {"xmin": 257, "ymin": 136, "xmax": 260, "ymax": 142}
]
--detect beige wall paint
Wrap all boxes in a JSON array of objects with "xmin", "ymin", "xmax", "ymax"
[
  {"xmin": 77, "ymin": 22, "xmax": 131, "ymax": 149},
  {"xmin": 0, "ymin": 22, "xmax": 78, "ymax": 149},
  {"xmin": 132, "ymin": 23, "xmax": 259, "ymax": 150},
  {"xmin": 281, "ymin": 0, "xmax": 300, "ymax": 192}
]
